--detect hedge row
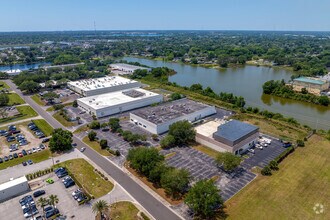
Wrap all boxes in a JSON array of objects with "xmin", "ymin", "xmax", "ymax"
[{"xmin": 26, "ymin": 167, "xmax": 54, "ymax": 180}]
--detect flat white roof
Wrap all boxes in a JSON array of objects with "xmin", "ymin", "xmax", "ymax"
[
  {"xmin": 0, "ymin": 176, "xmax": 27, "ymax": 191},
  {"xmin": 195, "ymin": 120, "xmax": 226, "ymax": 137},
  {"xmin": 78, "ymin": 88, "xmax": 161, "ymax": 110},
  {"xmin": 68, "ymin": 76, "xmax": 139, "ymax": 92},
  {"xmin": 110, "ymin": 63, "xmax": 150, "ymax": 71}
]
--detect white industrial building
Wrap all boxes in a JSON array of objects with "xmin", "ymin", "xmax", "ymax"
[
  {"xmin": 78, "ymin": 88, "xmax": 163, "ymax": 118},
  {"xmin": 130, "ymin": 98, "xmax": 216, "ymax": 134},
  {"xmin": 195, "ymin": 119, "xmax": 259, "ymax": 155},
  {"xmin": 0, "ymin": 176, "xmax": 29, "ymax": 202},
  {"xmin": 109, "ymin": 63, "xmax": 151, "ymax": 75},
  {"xmin": 3, "ymin": 69, "xmax": 22, "ymax": 76},
  {"xmin": 67, "ymin": 76, "xmax": 141, "ymax": 97}
]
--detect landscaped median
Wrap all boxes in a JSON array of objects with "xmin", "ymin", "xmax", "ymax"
[
  {"xmin": 82, "ymin": 136, "xmax": 112, "ymax": 156},
  {"xmin": 31, "ymin": 119, "xmax": 54, "ymax": 137},
  {"xmin": 0, "ymin": 149, "xmax": 51, "ymax": 170},
  {"xmin": 31, "ymin": 94, "xmax": 45, "ymax": 106},
  {"xmin": 53, "ymin": 158, "xmax": 114, "ymax": 198},
  {"xmin": 7, "ymin": 93, "xmax": 25, "ymax": 105}
]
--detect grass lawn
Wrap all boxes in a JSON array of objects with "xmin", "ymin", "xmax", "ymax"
[
  {"xmin": 225, "ymin": 135, "xmax": 330, "ymax": 220},
  {"xmin": 108, "ymin": 201, "xmax": 140, "ymax": 220},
  {"xmin": 32, "ymin": 119, "xmax": 54, "ymax": 136},
  {"xmin": 0, "ymin": 81, "xmax": 10, "ymax": 89},
  {"xmin": 73, "ymin": 125, "xmax": 89, "ymax": 134},
  {"xmin": 0, "ymin": 149, "xmax": 51, "ymax": 170},
  {"xmin": 192, "ymin": 143, "xmax": 219, "ymax": 159},
  {"xmin": 53, "ymin": 111, "xmax": 76, "ymax": 127},
  {"xmin": 8, "ymin": 93, "xmax": 25, "ymax": 105},
  {"xmin": 54, "ymin": 158, "xmax": 113, "ymax": 198},
  {"xmin": 31, "ymin": 94, "xmax": 45, "ymax": 106},
  {"xmin": 46, "ymin": 102, "xmax": 73, "ymax": 112},
  {"xmin": 82, "ymin": 136, "xmax": 112, "ymax": 156},
  {"xmin": 0, "ymin": 106, "xmax": 38, "ymax": 125}
]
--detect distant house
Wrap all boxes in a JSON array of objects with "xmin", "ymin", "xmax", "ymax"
[
  {"xmin": 4, "ymin": 69, "xmax": 21, "ymax": 76},
  {"xmin": 292, "ymin": 77, "xmax": 329, "ymax": 95}
]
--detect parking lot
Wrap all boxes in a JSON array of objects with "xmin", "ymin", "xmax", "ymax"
[
  {"xmin": 0, "ymin": 174, "xmax": 94, "ymax": 220},
  {"xmin": 242, "ymin": 135, "xmax": 287, "ymax": 170}
]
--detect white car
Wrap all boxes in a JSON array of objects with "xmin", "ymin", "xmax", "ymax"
[
  {"xmin": 21, "ymin": 201, "xmax": 35, "ymax": 209},
  {"xmin": 248, "ymin": 149, "xmax": 255, "ymax": 154},
  {"xmin": 36, "ymin": 147, "xmax": 41, "ymax": 151},
  {"xmin": 255, "ymin": 144, "xmax": 263, "ymax": 150},
  {"xmin": 62, "ymin": 176, "xmax": 71, "ymax": 183},
  {"xmin": 80, "ymin": 147, "xmax": 86, "ymax": 152}
]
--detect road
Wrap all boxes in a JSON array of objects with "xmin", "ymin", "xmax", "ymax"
[{"xmin": 5, "ymin": 80, "xmax": 181, "ymax": 220}]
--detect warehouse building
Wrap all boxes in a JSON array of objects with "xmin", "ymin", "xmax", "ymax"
[
  {"xmin": 78, "ymin": 88, "xmax": 163, "ymax": 118},
  {"xmin": 195, "ymin": 119, "xmax": 259, "ymax": 155},
  {"xmin": 130, "ymin": 98, "xmax": 217, "ymax": 134},
  {"xmin": 110, "ymin": 63, "xmax": 151, "ymax": 75},
  {"xmin": 0, "ymin": 176, "xmax": 30, "ymax": 202},
  {"xmin": 292, "ymin": 77, "xmax": 329, "ymax": 95},
  {"xmin": 67, "ymin": 76, "xmax": 141, "ymax": 97}
]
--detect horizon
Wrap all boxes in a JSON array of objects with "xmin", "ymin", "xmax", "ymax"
[{"xmin": 1, "ymin": 0, "xmax": 330, "ymax": 32}]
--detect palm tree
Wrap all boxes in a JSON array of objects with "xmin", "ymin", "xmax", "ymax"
[
  {"xmin": 37, "ymin": 197, "xmax": 49, "ymax": 216},
  {"xmin": 92, "ymin": 200, "xmax": 109, "ymax": 220},
  {"xmin": 48, "ymin": 194, "xmax": 59, "ymax": 208}
]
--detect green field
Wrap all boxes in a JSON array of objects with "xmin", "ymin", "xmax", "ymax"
[
  {"xmin": 0, "ymin": 106, "xmax": 38, "ymax": 125},
  {"xmin": 32, "ymin": 119, "xmax": 54, "ymax": 136},
  {"xmin": 31, "ymin": 94, "xmax": 45, "ymax": 106},
  {"xmin": 108, "ymin": 202, "xmax": 140, "ymax": 220},
  {"xmin": 0, "ymin": 81, "xmax": 10, "ymax": 89},
  {"xmin": 53, "ymin": 111, "xmax": 76, "ymax": 127},
  {"xmin": 7, "ymin": 93, "xmax": 25, "ymax": 105},
  {"xmin": 82, "ymin": 136, "xmax": 112, "ymax": 156},
  {"xmin": 0, "ymin": 150, "xmax": 51, "ymax": 170},
  {"xmin": 54, "ymin": 158, "xmax": 113, "ymax": 198},
  {"xmin": 225, "ymin": 135, "xmax": 330, "ymax": 220}
]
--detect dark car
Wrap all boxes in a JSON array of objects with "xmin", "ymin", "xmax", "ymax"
[
  {"xmin": 39, "ymin": 144, "xmax": 46, "ymax": 149},
  {"xmin": 22, "ymin": 149, "xmax": 27, "ymax": 156},
  {"xmin": 19, "ymin": 195, "xmax": 32, "ymax": 205},
  {"xmin": 33, "ymin": 190, "xmax": 45, "ymax": 198},
  {"xmin": 45, "ymin": 208, "xmax": 59, "ymax": 219},
  {"xmin": 57, "ymin": 171, "xmax": 68, "ymax": 178},
  {"xmin": 42, "ymin": 138, "xmax": 50, "ymax": 143},
  {"xmin": 54, "ymin": 167, "xmax": 66, "ymax": 174},
  {"xmin": 4, "ymin": 156, "xmax": 8, "ymax": 162},
  {"xmin": 22, "ymin": 161, "xmax": 27, "ymax": 166},
  {"xmin": 64, "ymin": 179, "xmax": 75, "ymax": 188},
  {"xmin": 6, "ymin": 136, "xmax": 15, "ymax": 142},
  {"xmin": 76, "ymin": 193, "xmax": 87, "ymax": 202},
  {"xmin": 44, "ymin": 206, "xmax": 53, "ymax": 213},
  {"xmin": 11, "ymin": 130, "xmax": 21, "ymax": 134},
  {"xmin": 0, "ymin": 158, "xmax": 2, "ymax": 163},
  {"xmin": 27, "ymin": 159, "xmax": 33, "ymax": 165},
  {"xmin": 9, "ymin": 155, "xmax": 13, "ymax": 160},
  {"xmin": 13, "ymin": 153, "xmax": 18, "ymax": 158}
]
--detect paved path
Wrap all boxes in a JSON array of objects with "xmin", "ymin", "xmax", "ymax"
[
  {"xmin": 0, "ymin": 115, "xmax": 42, "ymax": 127},
  {"xmin": 5, "ymin": 80, "xmax": 182, "ymax": 220}
]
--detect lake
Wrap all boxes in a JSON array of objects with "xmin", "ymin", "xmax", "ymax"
[
  {"xmin": 0, "ymin": 62, "xmax": 50, "ymax": 72},
  {"xmin": 124, "ymin": 57, "xmax": 330, "ymax": 130}
]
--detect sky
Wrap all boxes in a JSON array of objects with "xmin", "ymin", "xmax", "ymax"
[{"xmin": 1, "ymin": 0, "xmax": 329, "ymax": 32}]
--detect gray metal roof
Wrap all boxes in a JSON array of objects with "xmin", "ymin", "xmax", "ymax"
[{"xmin": 214, "ymin": 120, "xmax": 259, "ymax": 143}]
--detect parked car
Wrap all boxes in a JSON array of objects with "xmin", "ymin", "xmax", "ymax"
[
  {"xmin": 0, "ymin": 158, "xmax": 3, "ymax": 163},
  {"xmin": 80, "ymin": 147, "xmax": 86, "ymax": 152},
  {"xmin": 6, "ymin": 136, "xmax": 15, "ymax": 142},
  {"xmin": 46, "ymin": 178, "xmax": 54, "ymax": 184},
  {"xmin": 42, "ymin": 138, "xmax": 50, "ymax": 143},
  {"xmin": 9, "ymin": 155, "xmax": 13, "ymax": 160},
  {"xmin": 39, "ymin": 144, "xmax": 46, "ymax": 149},
  {"xmin": 255, "ymin": 144, "xmax": 263, "ymax": 150},
  {"xmin": 22, "ymin": 149, "xmax": 27, "ymax": 156},
  {"xmin": 33, "ymin": 190, "xmax": 45, "ymax": 198},
  {"xmin": 22, "ymin": 161, "xmax": 27, "ymax": 166},
  {"xmin": 20, "ymin": 140, "xmax": 28, "ymax": 146},
  {"xmin": 13, "ymin": 153, "xmax": 18, "ymax": 158},
  {"xmin": 57, "ymin": 171, "xmax": 68, "ymax": 178},
  {"xmin": 36, "ymin": 147, "xmax": 41, "ymax": 151},
  {"xmin": 27, "ymin": 150, "xmax": 32, "ymax": 155},
  {"xmin": 11, "ymin": 130, "xmax": 20, "ymax": 134},
  {"xmin": 72, "ymin": 189, "xmax": 82, "ymax": 197},
  {"xmin": 32, "ymin": 148, "xmax": 37, "ymax": 153},
  {"xmin": 19, "ymin": 195, "xmax": 33, "ymax": 206},
  {"xmin": 54, "ymin": 167, "xmax": 66, "ymax": 174},
  {"xmin": 22, "ymin": 201, "xmax": 35, "ymax": 210},
  {"xmin": 4, "ymin": 156, "xmax": 8, "ymax": 162},
  {"xmin": 62, "ymin": 176, "xmax": 72, "ymax": 183},
  {"xmin": 45, "ymin": 208, "xmax": 59, "ymax": 219},
  {"xmin": 24, "ymin": 207, "xmax": 39, "ymax": 218},
  {"xmin": 76, "ymin": 193, "xmax": 87, "ymax": 202},
  {"xmin": 64, "ymin": 179, "xmax": 75, "ymax": 188},
  {"xmin": 0, "ymin": 130, "xmax": 6, "ymax": 135},
  {"xmin": 27, "ymin": 159, "xmax": 33, "ymax": 165},
  {"xmin": 248, "ymin": 148, "xmax": 255, "ymax": 154}
]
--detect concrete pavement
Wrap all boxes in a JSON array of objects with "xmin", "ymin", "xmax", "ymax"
[{"xmin": 5, "ymin": 80, "xmax": 182, "ymax": 220}]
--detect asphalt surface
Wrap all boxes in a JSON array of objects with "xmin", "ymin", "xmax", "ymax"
[{"xmin": 5, "ymin": 80, "xmax": 181, "ymax": 220}]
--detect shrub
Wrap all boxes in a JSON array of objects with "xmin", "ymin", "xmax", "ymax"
[
  {"xmin": 297, "ymin": 139, "xmax": 305, "ymax": 147},
  {"xmin": 88, "ymin": 131, "xmax": 97, "ymax": 141},
  {"xmin": 115, "ymin": 150, "xmax": 121, "ymax": 156},
  {"xmin": 261, "ymin": 166, "xmax": 272, "ymax": 176},
  {"xmin": 89, "ymin": 121, "xmax": 100, "ymax": 129},
  {"xmin": 99, "ymin": 139, "xmax": 108, "ymax": 149},
  {"xmin": 269, "ymin": 160, "xmax": 279, "ymax": 170},
  {"xmin": 275, "ymin": 146, "xmax": 295, "ymax": 163}
]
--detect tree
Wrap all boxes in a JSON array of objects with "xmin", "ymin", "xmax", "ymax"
[
  {"xmin": 109, "ymin": 118, "xmax": 120, "ymax": 132},
  {"xmin": 100, "ymin": 139, "xmax": 108, "ymax": 149},
  {"xmin": 216, "ymin": 152, "xmax": 242, "ymax": 172},
  {"xmin": 49, "ymin": 128, "xmax": 73, "ymax": 152},
  {"xmin": 92, "ymin": 200, "xmax": 109, "ymax": 220},
  {"xmin": 43, "ymin": 92, "xmax": 59, "ymax": 103},
  {"xmin": 72, "ymin": 100, "xmax": 78, "ymax": 108},
  {"xmin": 168, "ymin": 120, "xmax": 196, "ymax": 145},
  {"xmin": 100, "ymin": 122, "xmax": 108, "ymax": 130},
  {"xmin": 88, "ymin": 130, "xmax": 97, "ymax": 141},
  {"xmin": 185, "ymin": 180, "xmax": 223, "ymax": 218},
  {"xmin": 269, "ymin": 160, "xmax": 279, "ymax": 170},
  {"xmin": 0, "ymin": 93, "xmax": 9, "ymax": 106},
  {"xmin": 127, "ymin": 147, "xmax": 164, "ymax": 177},
  {"xmin": 296, "ymin": 139, "xmax": 305, "ymax": 147},
  {"xmin": 48, "ymin": 194, "xmax": 59, "ymax": 208},
  {"xmin": 261, "ymin": 166, "xmax": 272, "ymax": 176},
  {"xmin": 318, "ymin": 96, "xmax": 330, "ymax": 106},
  {"xmin": 89, "ymin": 120, "xmax": 100, "ymax": 129},
  {"xmin": 37, "ymin": 197, "xmax": 49, "ymax": 216},
  {"xmin": 148, "ymin": 162, "xmax": 170, "ymax": 185},
  {"xmin": 18, "ymin": 80, "xmax": 40, "ymax": 93},
  {"xmin": 160, "ymin": 168, "xmax": 191, "ymax": 199},
  {"xmin": 170, "ymin": 92, "xmax": 181, "ymax": 100},
  {"xmin": 160, "ymin": 135, "xmax": 176, "ymax": 148}
]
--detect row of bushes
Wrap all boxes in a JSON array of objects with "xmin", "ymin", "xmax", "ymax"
[
  {"xmin": 26, "ymin": 167, "xmax": 54, "ymax": 180},
  {"xmin": 261, "ymin": 146, "xmax": 295, "ymax": 176},
  {"xmin": 94, "ymin": 168, "xmax": 110, "ymax": 181}
]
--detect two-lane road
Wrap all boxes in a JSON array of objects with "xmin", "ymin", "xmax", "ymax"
[{"xmin": 5, "ymin": 80, "xmax": 182, "ymax": 220}]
